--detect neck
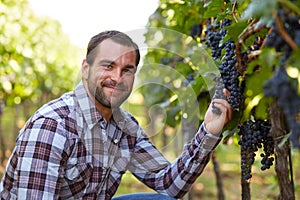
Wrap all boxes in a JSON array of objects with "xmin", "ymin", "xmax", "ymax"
[{"xmin": 95, "ymin": 102, "xmax": 112, "ymax": 122}]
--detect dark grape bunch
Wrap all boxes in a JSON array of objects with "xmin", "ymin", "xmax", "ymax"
[
  {"xmin": 203, "ymin": 18, "xmax": 231, "ymax": 60},
  {"xmin": 264, "ymin": 66, "xmax": 300, "ymax": 148},
  {"xmin": 200, "ymin": 18, "xmax": 244, "ymax": 110},
  {"xmin": 190, "ymin": 24, "xmax": 202, "ymax": 39},
  {"xmin": 212, "ymin": 77, "xmax": 226, "ymax": 115},
  {"xmin": 238, "ymin": 119, "xmax": 274, "ymax": 180},
  {"xmin": 219, "ymin": 40, "xmax": 243, "ymax": 109},
  {"xmin": 265, "ymin": 9, "xmax": 300, "ymax": 63}
]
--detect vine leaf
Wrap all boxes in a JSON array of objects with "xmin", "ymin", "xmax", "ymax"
[
  {"xmin": 203, "ymin": 0, "xmax": 224, "ymax": 18},
  {"xmin": 241, "ymin": 0, "xmax": 276, "ymax": 26}
]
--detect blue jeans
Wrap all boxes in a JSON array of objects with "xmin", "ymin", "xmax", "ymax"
[{"xmin": 112, "ymin": 193, "xmax": 177, "ymax": 200}]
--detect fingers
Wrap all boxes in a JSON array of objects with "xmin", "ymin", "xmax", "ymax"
[
  {"xmin": 212, "ymin": 98, "xmax": 233, "ymax": 122},
  {"xmin": 223, "ymin": 88, "xmax": 230, "ymax": 99}
]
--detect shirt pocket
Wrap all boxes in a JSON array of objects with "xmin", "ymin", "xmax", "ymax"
[
  {"xmin": 111, "ymin": 147, "xmax": 131, "ymax": 174},
  {"xmin": 65, "ymin": 162, "xmax": 93, "ymax": 182}
]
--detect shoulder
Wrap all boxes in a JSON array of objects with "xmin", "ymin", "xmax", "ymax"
[
  {"xmin": 115, "ymin": 109, "xmax": 148, "ymax": 139},
  {"xmin": 35, "ymin": 91, "xmax": 75, "ymax": 121},
  {"xmin": 18, "ymin": 92, "xmax": 78, "ymax": 139},
  {"xmin": 120, "ymin": 109, "xmax": 139, "ymax": 124}
]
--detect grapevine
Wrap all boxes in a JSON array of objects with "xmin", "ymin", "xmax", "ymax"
[
  {"xmin": 264, "ymin": 66, "xmax": 300, "ymax": 148},
  {"xmin": 185, "ymin": 1, "xmax": 300, "ymax": 198},
  {"xmin": 263, "ymin": 7, "xmax": 300, "ymax": 148},
  {"xmin": 145, "ymin": 0, "xmax": 300, "ymax": 198}
]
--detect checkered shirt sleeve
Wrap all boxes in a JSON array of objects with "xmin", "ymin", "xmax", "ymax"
[{"xmin": 127, "ymin": 123, "xmax": 222, "ymax": 198}]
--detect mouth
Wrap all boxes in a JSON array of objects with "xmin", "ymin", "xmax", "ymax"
[{"xmin": 103, "ymin": 84, "xmax": 126, "ymax": 93}]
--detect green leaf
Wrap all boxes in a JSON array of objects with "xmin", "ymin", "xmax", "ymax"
[
  {"xmin": 166, "ymin": 105, "xmax": 181, "ymax": 127},
  {"xmin": 203, "ymin": 0, "xmax": 224, "ymax": 18},
  {"xmin": 224, "ymin": 21, "xmax": 249, "ymax": 43},
  {"xmin": 241, "ymin": 0, "xmax": 277, "ymax": 25},
  {"xmin": 224, "ymin": 110, "xmax": 243, "ymax": 132}
]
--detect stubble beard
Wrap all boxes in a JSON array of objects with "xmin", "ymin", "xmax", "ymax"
[{"xmin": 87, "ymin": 79, "xmax": 131, "ymax": 109}]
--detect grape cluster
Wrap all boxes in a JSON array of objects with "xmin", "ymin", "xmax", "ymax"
[
  {"xmin": 190, "ymin": 24, "xmax": 202, "ymax": 39},
  {"xmin": 204, "ymin": 19, "xmax": 231, "ymax": 60},
  {"xmin": 204, "ymin": 19, "xmax": 224, "ymax": 59},
  {"xmin": 264, "ymin": 66, "xmax": 300, "ymax": 148},
  {"xmin": 219, "ymin": 40, "xmax": 243, "ymax": 109},
  {"xmin": 238, "ymin": 119, "xmax": 274, "ymax": 180},
  {"xmin": 266, "ymin": 9, "xmax": 300, "ymax": 49},
  {"xmin": 202, "ymin": 19, "xmax": 244, "ymax": 110}
]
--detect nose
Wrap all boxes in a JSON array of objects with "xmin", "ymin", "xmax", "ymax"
[{"xmin": 109, "ymin": 68, "xmax": 122, "ymax": 83}]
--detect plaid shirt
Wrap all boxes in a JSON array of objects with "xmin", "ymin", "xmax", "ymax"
[{"xmin": 0, "ymin": 81, "xmax": 222, "ymax": 199}]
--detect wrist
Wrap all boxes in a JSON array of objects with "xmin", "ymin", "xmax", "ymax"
[{"xmin": 204, "ymin": 122, "xmax": 222, "ymax": 136}]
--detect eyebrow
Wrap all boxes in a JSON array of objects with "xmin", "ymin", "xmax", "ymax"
[
  {"xmin": 98, "ymin": 59, "xmax": 114, "ymax": 65},
  {"xmin": 98, "ymin": 59, "xmax": 136, "ymax": 69}
]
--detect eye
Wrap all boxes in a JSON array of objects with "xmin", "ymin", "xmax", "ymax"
[
  {"xmin": 123, "ymin": 68, "xmax": 134, "ymax": 74},
  {"xmin": 123, "ymin": 66, "xmax": 136, "ymax": 74},
  {"xmin": 103, "ymin": 64, "xmax": 113, "ymax": 69}
]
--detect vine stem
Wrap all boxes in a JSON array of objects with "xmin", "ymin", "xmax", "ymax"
[
  {"xmin": 231, "ymin": 0, "xmax": 238, "ymax": 23},
  {"xmin": 273, "ymin": 10, "xmax": 298, "ymax": 51},
  {"xmin": 235, "ymin": 20, "xmax": 265, "ymax": 74},
  {"xmin": 269, "ymin": 102, "xmax": 295, "ymax": 200}
]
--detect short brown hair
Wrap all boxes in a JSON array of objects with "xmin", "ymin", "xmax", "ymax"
[{"xmin": 86, "ymin": 30, "xmax": 140, "ymax": 66}]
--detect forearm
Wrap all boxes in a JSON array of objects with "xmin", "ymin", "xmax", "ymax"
[
  {"xmin": 130, "ymin": 123, "xmax": 222, "ymax": 198},
  {"xmin": 163, "ymin": 123, "xmax": 222, "ymax": 197}
]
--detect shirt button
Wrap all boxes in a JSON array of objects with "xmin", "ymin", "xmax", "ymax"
[{"xmin": 118, "ymin": 122, "xmax": 124, "ymax": 128}]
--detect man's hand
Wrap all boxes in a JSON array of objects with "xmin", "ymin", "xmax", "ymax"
[{"xmin": 204, "ymin": 89, "xmax": 233, "ymax": 135}]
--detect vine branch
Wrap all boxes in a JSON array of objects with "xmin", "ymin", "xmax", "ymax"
[
  {"xmin": 235, "ymin": 20, "xmax": 265, "ymax": 74},
  {"xmin": 273, "ymin": 10, "xmax": 299, "ymax": 51},
  {"xmin": 231, "ymin": 0, "xmax": 238, "ymax": 23}
]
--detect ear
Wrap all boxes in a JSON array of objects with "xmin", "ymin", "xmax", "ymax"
[{"xmin": 81, "ymin": 59, "xmax": 89, "ymax": 80}]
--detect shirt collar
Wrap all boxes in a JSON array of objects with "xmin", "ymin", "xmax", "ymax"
[
  {"xmin": 74, "ymin": 81, "xmax": 103, "ymax": 130},
  {"xmin": 112, "ymin": 109, "xmax": 141, "ymax": 137}
]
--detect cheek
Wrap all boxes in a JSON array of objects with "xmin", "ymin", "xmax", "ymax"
[
  {"xmin": 124, "ymin": 75, "xmax": 135, "ymax": 86},
  {"xmin": 88, "ymin": 69, "xmax": 106, "ymax": 82}
]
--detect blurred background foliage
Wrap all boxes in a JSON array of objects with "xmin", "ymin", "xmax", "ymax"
[
  {"xmin": 0, "ymin": 0, "xmax": 82, "ymax": 167},
  {"xmin": 0, "ymin": 0, "xmax": 82, "ymax": 108}
]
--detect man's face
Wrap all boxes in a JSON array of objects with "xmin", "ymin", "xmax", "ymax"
[{"xmin": 82, "ymin": 39, "xmax": 137, "ymax": 108}]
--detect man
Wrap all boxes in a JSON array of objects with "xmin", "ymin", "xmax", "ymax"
[{"xmin": 0, "ymin": 30, "xmax": 232, "ymax": 199}]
